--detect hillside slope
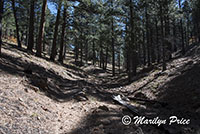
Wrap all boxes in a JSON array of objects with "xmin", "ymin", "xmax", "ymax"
[{"xmin": 0, "ymin": 42, "xmax": 200, "ymax": 134}]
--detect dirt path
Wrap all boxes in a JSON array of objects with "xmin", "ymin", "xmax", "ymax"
[{"xmin": 0, "ymin": 42, "xmax": 200, "ymax": 134}]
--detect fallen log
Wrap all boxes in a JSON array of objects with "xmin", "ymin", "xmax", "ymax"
[{"xmin": 112, "ymin": 95, "xmax": 139, "ymax": 115}]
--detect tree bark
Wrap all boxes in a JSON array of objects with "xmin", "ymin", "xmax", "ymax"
[
  {"xmin": 105, "ymin": 46, "xmax": 108, "ymax": 69},
  {"xmin": 92, "ymin": 41, "xmax": 95, "ymax": 65},
  {"xmin": 111, "ymin": 0, "xmax": 115, "ymax": 76},
  {"xmin": 75, "ymin": 39, "xmax": 79, "ymax": 63},
  {"xmin": 50, "ymin": 0, "xmax": 62, "ymax": 61},
  {"xmin": 145, "ymin": 4, "xmax": 151, "ymax": 66},
  {"xmin": 173, "ymin": 19, "xmax": 177, "ymax": 52},
  {"xmin": 36, "ymin": 0, "xmax": 47, "ymax": 57},
  {"xmin": 142, "ymin": 26, "xmax": 146, "ymax": 65},
  {"xmin": 99, "ymin": 39, "xmax": 103, "ymax": 68},
  {"xmin": 178, "ymin": 0, "xmax": 185, "ymax": 55},
  {"xmin": 58, "ymin": 3, "xmax": 67, "ymax": 63},
  {"xmin": 111, "ymin": 18, "xmax": 115, "ymax": 76},
  {"xmin": 11, "ymin": 0, "xmax": 21, "ymax": 48},
  {"xmin": 155, "ymin": 18, "xmax": 160, "ymax": 63},
  {"xmin": 27, "ymin": 0, "xmax": 35, "ymax": 51},
  {"xmin": 160, "ymin": 2, "xmax": 166, "ymax": 71},
  {"xmin": 150, "ymin": 28, "xmax": 155, "ymax": 63},
  {"xmin": 0, "ymin": 0, "xmax": 3, "ymax": 56},
  {"xmin": 85, "ymin": 39, "xmax": 88, "ymax": 65},
  {"xmin": 128, "ymin": 0, "xmax": 137, "ymax": 81},
  {"xmin": 118, "ymin": 51, "xmax": 120, "ymax": 74},
  {"xmin": 63, "ymin": 43, "xmax": 67, "ymax": 60},
  {"xmin": 80, "ymin": 37, "xmax": 83, "ymax": 66}
]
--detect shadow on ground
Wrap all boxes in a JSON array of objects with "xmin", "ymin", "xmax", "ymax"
[
  {"xmin": 152, "ymin": 61, "xmax": 200, "ymax": 133},
  {"xmin": 69, "ymin": 57, "xmax": 200, "ymax": 134},
  {"xmin": 0, "ymin": 43, "xmax": 114, "ymax": 103}
]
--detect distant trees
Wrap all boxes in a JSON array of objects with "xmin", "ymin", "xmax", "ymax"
[{"xmin": 0, "ymin": 0, "xmax": 199, "ymax": 78}]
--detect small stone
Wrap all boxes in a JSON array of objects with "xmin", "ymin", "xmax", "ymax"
[
  {"xmin": 100, "ymin": 119, "xmax": 111, "ymax": 125},
  {"xmin": 24, "ymin": 88, "xmax": 28, "ymax": 93},
  {"xmin": 134, "ymin": 92, "xmax": 147, "ymax": 99},
  {"xmin": 41, "ymin": 106, "xmax": 49, "ymax": 112},
  {"xmin": 19, "ymin": 98, "xmax": 23, "ymax": 102},
  {"xmin": 98, "ymin": 105, "xmax": 109, "ymax": 111},
  {"xmin": 75, "ymin": 95, "xmax": 88, "ymax": 101},
  {"xmin": 37, "ymin": 116, "xmax": 40, "ymax": 120}
]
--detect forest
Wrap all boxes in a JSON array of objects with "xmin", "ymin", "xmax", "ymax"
[{"xmin": 0, "ymin": 0, "xmax": 200, "ymax": 134}]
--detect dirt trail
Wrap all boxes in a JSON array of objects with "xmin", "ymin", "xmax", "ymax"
[{"xmin": 0, "ymin": 42, "xmax": 200, "ymax": 134}]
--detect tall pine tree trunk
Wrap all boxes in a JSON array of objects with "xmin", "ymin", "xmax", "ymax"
[
  {"xmin": 111, "ymin": 18, "xmax": 115, "ymax": 76},
  {"xmin": 142, "ymin": 26, "xmax": 146, "ymax": 65},
  {"xmin": 173, "ymin": 19, "xmax": 177, "ymax": 52},
  {"xmin": 80, "ymin": 35, "xmax": 83, "ymax": 66},
  {"xmin": 50, "ymin": 0, "xmax": 62, "ymax": 61},
  {"xmin": 178, "ymin": 0, "xmax": 185, "ymax": 55},
  {"xmin": 128, "ymin": 0, "xmax": 137, "ymax": 81},
  {"xmin": 11, "ymin": 0, "xmax": 21, "ymax": 48},
  {"xmin": 0, "ymin": 0, "xmax": 3, "ymax": 56},
  {"xmin": 27, "ymin": 0, "xmax": 35, "ymax": 51},
  {"xmin": 118, "ymin": 51, "xmax": 120, "ymax": 74},
  {"xmin": 99, "ymin": 39, "xmax": 103, "ymax": 68},
  {"xmin": 155, "ymin": 18, "xmax": 160, "ymax": 63},
  {"xmin": 36, "ymin": 0, "xmax": 47, "ymax": 57},
  {"xmin": 92, "ymin": 41, "xmax": 95, "ymax": 65},
  {"xmin": 111, "ymin": 0, "xmax": 115, "ymax": 76},
  {"xmin": 85, "ymin": 39, "xmax": 88, "ymax": 65},
  {"xmin": 75, "ymin": 39, "xmax": 79, "ymax": 63},
  {"xmin": 105, "ymin": 46, "xmax": 108, "ymax": 69},
  {"xmin": 63, "ymin": 43, "xmax": 67, "ymax": 60},
  {"xmin": 145, "ymin": 4, "xmax": 151, "ymax": 66},
  {"xmin": 58, "ymin": 3, "xmax": 67, "ymax": 63},
  {"xmin": 160, "ymin": 1, "xmax": 166, "ymax": 71}
]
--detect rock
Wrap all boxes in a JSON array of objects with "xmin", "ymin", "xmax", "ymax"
[
  {"xmin": 74, "ymin": 95, "xmax": 88, "ymax": 101},
  {"xmin": 77, "ymin": 91, "xmax": 86, "ymax": 96},
  {"xmin": 134, "ymin": 92, "xmax": 147, "ymax": 99},
  {"xmin": 98, "ymin": 105, "xmax": 109, "ymax": 111},
  {"xmin": 41, "ymin": 106, "xmax": 49, "ymax": 112},
  {"xmin": 24, "ymin": 88, "xmax": 28, "ymax": 93},
  {"xmin": 37, "ymin": 116, "xmax": 41, "ymax": 120},
  {"xmin": 18, "ymin": 98, "xmax": 23, "ymax": 102},
  {"xmin": 100, "ymin": 119, "xmax": 111, "ymax": 125},
  {"xmin": 74, "ymin": 91, "xmax": 88, "ymax": 101}
]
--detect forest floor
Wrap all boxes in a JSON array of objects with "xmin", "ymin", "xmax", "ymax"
[{"xmin": 0, "ymin": 41, "xmax": 200, "ymax": 134}]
